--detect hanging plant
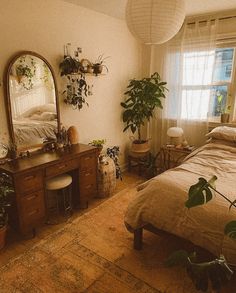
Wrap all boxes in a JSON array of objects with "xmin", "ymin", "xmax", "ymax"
[
  {"xmin": 60, "ymin": 56, "xmax": 93, "ymax": 110},
  {"xmin": 59, "ymin": 56, "xmax": 82, "ymax": 76},
  {"xmin": 15, "ymin": 55, "xmax": 36, "ymax": 90},
  {"xmin": 63, "ymin": 73, "xmax": 93, "ymax": 110}
]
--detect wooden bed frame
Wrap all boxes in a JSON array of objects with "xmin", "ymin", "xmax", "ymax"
[{"xmin": 133, "ymin": 224, "xmax": 171, "ymax": 250}]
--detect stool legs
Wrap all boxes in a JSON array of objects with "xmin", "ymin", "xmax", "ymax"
[
  {"xmin": 46, "ymin": 184, "xmax": 72, "ymax": 225},
  {"xmin": 62, "ymin": 185, "xmax": 72, "ymax": 217}
]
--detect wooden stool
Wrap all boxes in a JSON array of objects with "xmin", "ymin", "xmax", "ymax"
[
  {"xmin": 46, "ymin": 173, "xmax": 72, "ymax": 224},
  {"xmin": 128, "ymin": 151, "xmax": 150, "ymax": 175}
]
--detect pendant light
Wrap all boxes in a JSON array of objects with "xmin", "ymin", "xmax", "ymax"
[{"xmin": 126, "ymin": 0, "xmax": 186, "ymax": 45}]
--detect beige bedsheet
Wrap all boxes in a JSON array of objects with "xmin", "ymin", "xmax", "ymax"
[{"xmin": 125, "ymin": 142, "xmax": 236, "ymax": 264}]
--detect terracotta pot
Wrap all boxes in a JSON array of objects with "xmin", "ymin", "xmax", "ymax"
[
  {"xmin": 0, "ymin": 226, "xmax": 7, "ymax": 250},
  {"xmin": 87, "ymin": 65, "xmax": 94, "ymax": 74},
  {"xmin": 131, "ymin": 140, "xmax": 150, "ymax": 154},
  {"xmin": 221, "ymin": 113, "xmax": 230, "ymax": 123}
]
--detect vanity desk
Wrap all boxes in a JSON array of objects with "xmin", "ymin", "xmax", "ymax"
[{"xmin": 0, "ymin": 144, "xmax": 98, "ymax": 235}]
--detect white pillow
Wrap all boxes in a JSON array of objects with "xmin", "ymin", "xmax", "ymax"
[
  {"xmin": 206, "ymin": 126, "xmax": 236, "ymax": 142},
  {"xmin": 21, "ymin": 103, "xmax": 56, "ymax": 118},
  {"xmin": 30, "ymin": 112, "xmax": 56, "ymax": 121}
]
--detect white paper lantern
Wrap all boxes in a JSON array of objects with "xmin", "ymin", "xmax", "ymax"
[{"xmin": 126, "ymin": 0, "xmax": 186, "ymax": 45}]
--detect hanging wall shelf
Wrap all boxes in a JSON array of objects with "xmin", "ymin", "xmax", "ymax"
[{"xmin": 59, "ymin": 44, "xmax": 109, "ymax": 110}]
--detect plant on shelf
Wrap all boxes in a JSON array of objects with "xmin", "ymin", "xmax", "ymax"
[
  {"xmin": 60, "ymin": 56, "xmax": 93, "ymax": 110},
  {"xmin": 121, "ymin": 72, "xmax": 168, "ymax": 153},
  {"xmin": 166, "ymin": 176, "xmax": 236, "ymax": 292},
  {"xmin": 89, "ymin": 139, "xmax": 106, "ymax": 154},
  {"xmin": 92, "ymin": 54, "xmax": 109, "ymax": 76},
  {"xmin": 15, "ymin": 55, "xmax": 36, "ymax": 90},
  {"xmin": 0, "ymin": 173, "xmax": 14, "ymax": 249}
]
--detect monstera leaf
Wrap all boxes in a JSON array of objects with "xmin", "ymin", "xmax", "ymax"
[
  {"xmin": 224, "ymin": 221, "xmax": 236, "ymax": 240},
  {"xmin": 185, "ymin": 176, "xmax": 217, "ymax": 209}
]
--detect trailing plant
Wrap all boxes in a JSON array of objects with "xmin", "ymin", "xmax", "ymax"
[
  {"xmin": 166, "ymin": 176, "xmax": 236, "ymax": 292},
  {"xmin": 59, "ymin": 56, "xmax": 82, "ymax": 76},
  {"xmin": 15, "ymin": 55, "xmax": 36, "ymax": 90},
  {"xmin": 121, "ymin": 72, "xmax": 167, "ymax": 142},
  {"xmin": 0, "ymin": 173, "xmax": 14, "ymax": 228},
  {"xmin": 106, "ymin": 146, "xmax": 122, "ymax": 180},
  {"xmin": 60, "ymin": 56, "xmax": 93, "ymax": 110}
]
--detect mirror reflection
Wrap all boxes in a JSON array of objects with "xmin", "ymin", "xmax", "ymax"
[{"xmin": 9, "ymin": 54, "xmax": 58, "ymax": 149}]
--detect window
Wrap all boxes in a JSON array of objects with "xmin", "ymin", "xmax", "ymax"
[{"xmin": 181, "ymin": 48, "xmax": 234, "ymax": 120}]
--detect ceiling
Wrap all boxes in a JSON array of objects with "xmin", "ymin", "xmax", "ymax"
[{"xmin": 63, "ymin": 0, "xmax": 236, "ymax": 19}]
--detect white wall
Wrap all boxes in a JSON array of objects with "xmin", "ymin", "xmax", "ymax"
[{"xmin": 0, "ymin": 0, "xmax": 142, "ymax": 166}]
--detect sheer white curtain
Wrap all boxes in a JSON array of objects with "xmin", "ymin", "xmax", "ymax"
[{"xmin": 151, "ymin": 19, "xmax": 218, "ymax": 153}]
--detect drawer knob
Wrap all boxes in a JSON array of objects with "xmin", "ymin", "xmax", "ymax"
[
  {"xmin": 28, "ymin": 209, "xmax": 39, "ymax": 216},
  {"xmin": 26, "ymin": 194, "xmax": 38, "ymax": 201},
  {"xmin": 58, "ymin": 164, "xmax": 67, "ymax": 169},
  {"xmin": 24, "ymin": 175, "xmax": 35, "ymax": 181},
  {"xmin": 84, "ymin": 157, "xmax": 91, "ymax": 161}
]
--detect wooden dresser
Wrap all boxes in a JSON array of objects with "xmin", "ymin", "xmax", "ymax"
[{"xmin": 0, "ymin": 144, "xmax": 98, "ymax": 235}]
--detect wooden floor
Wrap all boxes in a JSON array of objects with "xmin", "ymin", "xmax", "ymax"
[{"xmin": 0, "ymin": 172, "xmax": 143, "ymax": 267}]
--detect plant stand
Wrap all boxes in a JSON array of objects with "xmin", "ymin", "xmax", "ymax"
[{"xmin": 128, "ymin": 151, "xmax": 150, "ymax": 176}]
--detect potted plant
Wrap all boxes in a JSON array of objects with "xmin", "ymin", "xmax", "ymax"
[
  {"xmin": 89, "ymin": 139, "xmax": 106, "ymax": 154},
  {"xmin": 92, "ymin": 54, "xmax": 109, "ymax": 76},
  {"xmin": 59, "ymin": 56, "xmax": 82, "ymax": 76},
  {"xmin": 0, "ymin": 173, "xmax": 13, "ymax": 249},
  {"xmin": 121, "ymin": 72, "xmax": 168, "ymax": 153},
  {"xmin": 221, "ymin": 105, "xmax": 231, "ymax": 123}
]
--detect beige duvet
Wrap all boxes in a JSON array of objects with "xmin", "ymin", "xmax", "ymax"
[{"xmin": 125, "ymin": 142, "xmax": 236, "ymax": 264}]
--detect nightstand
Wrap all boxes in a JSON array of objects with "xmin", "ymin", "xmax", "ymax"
[{"xmin": 159, "ymin": 145, "xmax": 196, "ymax": 171}]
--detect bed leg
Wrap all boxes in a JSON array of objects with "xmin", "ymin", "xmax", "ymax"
[{"xmin": 134, "ymin": 228, "xmax": 143, "ymax": 250}]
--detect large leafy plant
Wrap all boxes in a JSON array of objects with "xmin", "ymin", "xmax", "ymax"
[
  {"xmin": 121, "ymin": 72, "xmax": 167, "ymax": 142},
  {"xmin": 166, "ymin": 176, "xmax": 236, "ymax": 292}
]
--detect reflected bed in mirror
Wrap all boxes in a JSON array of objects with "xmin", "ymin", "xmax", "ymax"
[{"xmin": 5, "ymin": 51, "xmax": 60, "ymax": 152}]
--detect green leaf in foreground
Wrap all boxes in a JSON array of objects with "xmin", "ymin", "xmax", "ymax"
[
  {"xmin": 224, "ymin": 221, "xmax": 236, "ymax": 239},
  {"xmin": 185, "ymin": 176, "xmax": 217, "ymax": 209},
  {"xmin": 164, "ymin": 250, "xmax": 190, "ymax": 267}
]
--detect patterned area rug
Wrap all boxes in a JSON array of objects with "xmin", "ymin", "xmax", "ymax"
[{"xmin": 0, "ymin": 187, "xmax": 235, "ymax": 293}]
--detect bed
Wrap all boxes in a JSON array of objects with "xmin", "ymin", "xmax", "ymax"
[
  {"xmin": 13, "ymin": 103, "xmax": 57, "ymax": 146},
  {"xmin": 125, "ymin": 126, "xmax": 236, "ymax": 265}
]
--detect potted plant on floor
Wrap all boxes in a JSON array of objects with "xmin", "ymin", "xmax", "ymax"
[
  {"xmin": 121, "ymin": 72, "xmax": 168, "ymax": 153},
  {"xmin": 0, "ymin": 173, "xmax": 13, "ymax": 249}
]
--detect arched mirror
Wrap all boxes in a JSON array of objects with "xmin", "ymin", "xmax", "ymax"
[{"xmin": 4, "ymin": 51, "xmax": 60, "ymax": 152}]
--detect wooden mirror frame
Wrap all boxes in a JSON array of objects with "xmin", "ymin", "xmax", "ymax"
[{"xmin": 4, "ymin": 51, "xmax": 61, "ymax": 152}]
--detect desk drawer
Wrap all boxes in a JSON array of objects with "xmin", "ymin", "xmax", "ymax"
[
  {"xmin": 15, "ymin": 170, "xmax": 43, "ymax": 194},
  {"xmin": 19, "ymin": 190, "xmax": 45, "ymax": 225},
  {"xmin": 80, "ymin": 154, "xmax": 96, "ymax": 171},
  {"xmin": 46, "ymin": 159, "xmax": 79, "ymax": 178},
  {"xmin": 79, "ymin": 168, "xmax": 96, "ymax": 185},
  {"xmin": 80, "ymin": 182, "xmax": 96, "ymax": 199}
]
